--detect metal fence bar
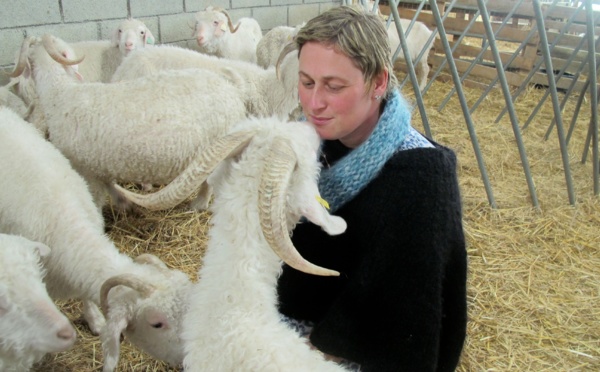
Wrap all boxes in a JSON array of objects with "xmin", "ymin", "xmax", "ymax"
[
  {"xmin": 546, "ymin": 31, "xmax": 600, "ymax": 141},
  {"xmin": 478, "ymin": 0, "xmax": 540, "ymax": 207},
  {"xmin": 521, "ymin": 4, "xmax": 589, "ymax": 130},
  {"xmin": 469, "ymin": 0, "xmax": 561, "ymax": 115},
  {"xmin": 420, "ymin": 0, "xmax": 465, "ymax": 94},
  {"xmin": 533, "ymin": 0, "xmax": 577, "ymax": 204},
  {"xmin": 582, "ymin": 0, "xmax": 599, "ymax": 195},
  {"xmin": 437, "ymin": 0, "xmax": 525, "ymax": 112},
  {"xmin": 429, "ymin": 0, "xmax": 497, "ymax": 208},
  {"xmin": 388, "ymin": 0, "xmax": 432, "ymax": 137}
]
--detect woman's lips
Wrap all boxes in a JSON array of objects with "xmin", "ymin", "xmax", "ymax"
[{"xmin": 309, "ymin": 115, "xmax": 331, "ymax": 126}]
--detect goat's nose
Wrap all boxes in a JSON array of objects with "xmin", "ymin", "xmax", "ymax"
[
  {"xmin": 57, "ymin": 325, "xmax": 76, "ymax": 341},
  {"xmin": 197, "ymin": 36, "xmax": 204, "ymax": 44}
]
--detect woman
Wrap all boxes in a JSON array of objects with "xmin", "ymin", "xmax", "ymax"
[{"xmin": 277, "ymin": 6, "xmax": 467, "ymax": 371}]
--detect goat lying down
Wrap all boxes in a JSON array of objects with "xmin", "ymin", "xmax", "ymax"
[{"xmin": 115, "ymin": 117, "xmax": 351, "ymax": 371}]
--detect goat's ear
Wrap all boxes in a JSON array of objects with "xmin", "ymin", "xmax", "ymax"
[
  {"xmin": 27, "ymin": 241, "xmax": 51, "ymax": 258},
  {"xmin": 144, "ymin": 28, "xmax": 155, "ymax": 45},
  {"xmin": 110, "ymin": 27, "xmax": 120, "ymax": 47},
  {"xmin": 101, "ymin": 315, "xmax": 129, "ymax": 371},
  {"xmin": 302, "ymin": 201, "xmax": 347, "ymax": 236}
]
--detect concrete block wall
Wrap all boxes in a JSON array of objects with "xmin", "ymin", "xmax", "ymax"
[{"xmin": 0, "ymin": 0, "xmax": 342, "ymax": 75}]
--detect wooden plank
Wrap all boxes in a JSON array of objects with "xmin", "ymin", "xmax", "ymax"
[
  {"xmin": 452, "ymin": 0, "xmax": 594, "ymax": 24},
  {"xmin": 432, "ymin": 39, "xmax": 531, "ymax": 70},
  {"xmin": 430, "ymin": 54, "xmax": 527, "ymax": 86}
]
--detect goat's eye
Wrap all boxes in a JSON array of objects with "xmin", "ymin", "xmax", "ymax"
[
  {"xmin": 213, "ymin": 21, "xmax": 219, "ymax": 26},
  {"xmin": 151, "ymin": 322, "xmax": 163, "ymax": 329},
  {"xmin": 140, "ymin": 30, "xmax": 145, "ymax": 35},
  {"xmin": 118, "ymin": 29, "xmax": 122, "ymax": 34}
]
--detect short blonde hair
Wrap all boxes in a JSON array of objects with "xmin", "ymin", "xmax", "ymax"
[{"xmin": 294, "ymin": 5, "xmax": 397, "ymax": 96}]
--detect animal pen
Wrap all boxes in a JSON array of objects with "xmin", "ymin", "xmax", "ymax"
[{"xmin": 25, "ymin": 1, "xmax": 600, "ymax": 371}]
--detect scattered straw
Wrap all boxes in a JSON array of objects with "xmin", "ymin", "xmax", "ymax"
[{"xmin": 34, "ymin": 77, "xmax": 600, "ymax": 371}]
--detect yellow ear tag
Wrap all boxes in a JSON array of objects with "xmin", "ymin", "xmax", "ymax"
[
  {"xmin": 220, "ymin": 23, "xmax": 228, "ymax": 32},
  {"xmin": 316, "ymin": 195, "xmax": 330, "ymax": 210}
]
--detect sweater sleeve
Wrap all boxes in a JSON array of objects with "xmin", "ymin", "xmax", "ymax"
[{"xmin": 277, "ymin": 146, "xmax": 467, "ymax": 372}]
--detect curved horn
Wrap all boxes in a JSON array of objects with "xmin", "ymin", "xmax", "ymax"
[
  {"xmin": 275, "ymin": 42, "xmax": 297, "ymax": 81},
  {"xmin": 216, "ymin": 8, "xmax": 240, "ymax": 33},
  {"xmin": 100, "ymin": 274, "xmax": 156, "ymax": 318},
  {"xmin": 258, "ymin": 137, "xmax": 340, "ymax": 277},
  {"xmin": 8, "ymin": 36, "xmax": 36, "ymax": 78},
  {"xmin": 114, "ymin": 128, "xmax": 257, "ymax": 211},
  {"xmin": 41, "ymin": 34, "xmax": 85, "ymax": 66}
]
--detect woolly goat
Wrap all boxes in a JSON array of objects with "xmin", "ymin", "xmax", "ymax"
[
  {"xmin": 0, "ymin": 107, "xmax": 192, "ymax": 371},
  {"xmin": 115, "ymin": 117, "xmax": 350, "ymax": 371},
  {"xmin": 9, "ymin": 34, "xmax": 247, "ymax": 211},
  {"xmin": 0, "ymin": 233, "xmax": 76, "ymax": 372}
]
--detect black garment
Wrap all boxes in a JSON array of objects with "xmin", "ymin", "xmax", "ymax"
[{"xmin": 277, "ymin": 142, "xmax": 467, "ymax": 372}]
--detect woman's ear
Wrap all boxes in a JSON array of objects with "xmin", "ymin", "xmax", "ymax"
[{"xmin": 373, "ymin": 68, "xmax": 388, "ymax": 98}]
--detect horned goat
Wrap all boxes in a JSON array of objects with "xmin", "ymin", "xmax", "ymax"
[
  {"xmin": 7, "ymin": 18, "xmax": 154, "ymax": 136},
  {"xmin": 111, "ymin": 43, "xmax": 300, "ymax": 119},
  {"xmin": 114, "ymin": 117, "xmax": 350, "ymax": 371},
  {"xmin": 0, "ymin": 233, "xmax": 76, "ymax": 372},
  {"xmin": 193, "ymin": 6, "xmax": 263, "ymax": 63},
  {"xmin": 0, "ymin": 106, "xmax": 193, "ymax": 371},
  {"xmin": 255, "ymin": 23, "xmax": 303, "ymax": 69},
  {"xmin": 9, "ymin": 34, "xmax": 247, "ymax": 211}
]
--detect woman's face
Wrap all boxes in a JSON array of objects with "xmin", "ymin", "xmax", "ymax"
[{"xmin": 298, "ymin": 41, "xmax": 387, "ymax": 148}]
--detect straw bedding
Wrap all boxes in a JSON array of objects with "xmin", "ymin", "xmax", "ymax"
[{"xmin": 33, "ymin": 78, "xmax": 599, "ymax": 371}]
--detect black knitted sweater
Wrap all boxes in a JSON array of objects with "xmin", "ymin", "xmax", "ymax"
[{"xmin": 277, "ymin": 141, "xmax": 467, "ymax": 372}]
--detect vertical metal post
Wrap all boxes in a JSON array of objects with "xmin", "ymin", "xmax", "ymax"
[
  {"xmin": 532, "ymin": 0, "xmax": 576, "ymax": 204},
  {"xmin": 429, "ymin": 0, "xmax": 497, "ymax": 208},
  {"xmin": 478, "ymin": 0, "xmax": 540, "ymax": 207},
  {"xmin": 389, "ymin": 0, "xmax": 432, "ymax": 137},
  {"xmin": 583, "ymin": 0, "xmax": 599, "ymax": 194}
]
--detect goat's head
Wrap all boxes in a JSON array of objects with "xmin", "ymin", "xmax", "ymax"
[
  {"xmin": 111, "ymin": 17, "xmax": 155, "ymax": 56},
  {"xmin": 99, "ymin": 253, "xmax": 192, "ymax": 371},
  {"xmin": 9, "ymin": 34, "xmax": 84, "ymax": 83},
  {"xmin": 113, "ymin": 117, "xmax": 346, "ymax": 277},
  {"xmin": 193, "ymin": 6, "xmax": 238, "ymax": 47},
  {"xmin": 0, "ymin": 234, "xmax": 76, "ymax": 359}
]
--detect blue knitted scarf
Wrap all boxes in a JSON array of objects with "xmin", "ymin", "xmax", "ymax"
[{"xmin": 318, "ymin": 90, "xmax": 411, "ymax": 213}]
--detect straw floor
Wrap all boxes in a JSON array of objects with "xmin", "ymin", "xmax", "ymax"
[{"xmin": 34, "ymin": 78, "xmax": 599, "ymax": 371}]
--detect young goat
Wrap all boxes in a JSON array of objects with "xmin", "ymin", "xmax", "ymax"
[
  {"xmin": 0, "ymin": 233, "xmax": 76, "ymax": 372},
  {"xmin": 0, "ymin": 107, "xmax": 192, "ymax": 372},
  {"xmin": 115, "ymin": 117, "xmax": 351, "ymax": 371}
]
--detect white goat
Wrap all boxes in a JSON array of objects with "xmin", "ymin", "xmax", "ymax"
[
  {"xmin": 193, "ymin": 6, "xmax": 263, "ymax": 63},
  {"xmin": 0, "ymin": 233, "xmax": 76, "ymax": 372},
  {"xmin": 10, "ymin": 34, "xmax": 248, "ymax": 211},
  {"xmin": 0, "ymin": 83, "xmax": 29, "ymax": 119},
  {"xmin": 71, "ymin": 17, "xmax": 155, "ymax": 83},
  {"xmin": 115, "ymin": 117, "xmax": 350, "ymax": 371},
  {"xmin": 365, "ymin": 1, "xmax": 433, "ymax": 91},
  {"xmin": 111, "ymin": 43, "xmax": 300, "ymax": 119},
  {"xmin": 256, "ymin": 23, "xmax": 303, "ymax": 69},
  {"xmin": 0, "ymin": 106, "xmax": 193, "ymax": 371},
  {"xmin": 7, "ymin": 18, "xmax": 154, "ymax": 136}
]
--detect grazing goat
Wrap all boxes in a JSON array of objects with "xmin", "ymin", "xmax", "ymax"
[
  {"xmin": 8, "ymin": 18, "xmax": 155, "ymax": 136},
  {"xmin": 0, "ymin": 106, "xmax": 193, "ymax": 372},
  {"xmin": 111, "ymin": 43, "xmax": 300, "ymax": 119},
  {"xmin": 9, "ymin": 34, "xmax": 247, "ymax": 211},
  {"xmin": 193, "ymin": 6, "xmax": 262, "ymax": 63},
  {"xmin": 115, "ymin": 117, "xmax": 350, "ymax": 371},
  {"xmin": 0, "ymin": 233, "xmax": 76, "ymax": 372}
]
